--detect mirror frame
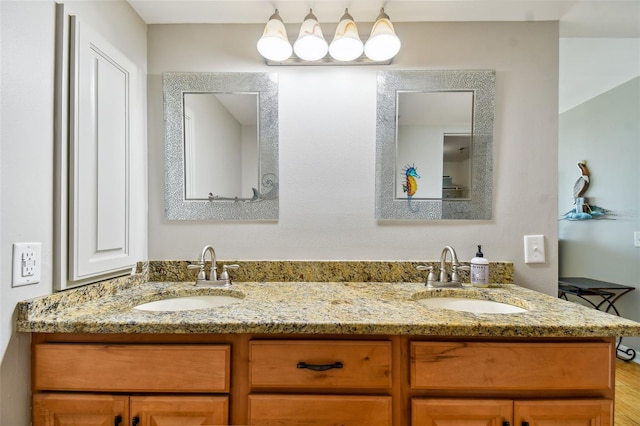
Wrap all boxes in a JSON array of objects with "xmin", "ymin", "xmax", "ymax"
[
  {"xmin": 164, "ymin": 72, "xmax": 279, "ymax": 220},
  {"xmin": 375, "ymin": 70, "xmax": 495, "ymax": 220}
]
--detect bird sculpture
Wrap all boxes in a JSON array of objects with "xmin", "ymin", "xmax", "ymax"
[
  {"xmin": 562, "ymin": 159, "xmax": 610, "ymax": 220},
  {"xmin": 573, "ymin": 160, "xmax": 590, "ymax": 199}
]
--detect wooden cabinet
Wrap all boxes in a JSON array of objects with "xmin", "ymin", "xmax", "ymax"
[
  {"xmin": 412, "ymin": 398, "xmax": 613, "ymax": 426},
  {"xmin": 33, "ymin": 393, "xmax": 128, "ymax": 426},
  {"xmin": 248, "ymin": 340, "xmax": 393, "ymax": 425},
  {"xmin": 248, "ymin": 394, "xmax": 392, "ymax": 426},
  {"xmin": 130, "ymin": 395, "xmax": 228, "ymax": 425},
  {"xmin": 32, "ymin": 342, "xmax": 230, "ymax": 426},
  {"xmin": 514, "ymin": 399, "xmax": 613, "ymax": 425},
  {"xmin": 249, "ymin": 340, "xmax": 392, "ymax": 389},
  {"xmin": 410, "ymin": 341, "xmax": 613, "ymax": 391},
  {"xmin": 412, "ymin": 399, "xmax": 512, "ymax": 425},
  {"xmin": 410, "ymin": 342, "xmax": 614, "ymax": 425},
  {"xmin": 33, "ymin": 394, "xmax": 228, "ymax": 426},
  {"xmin": 31, "ymin": 334, "xmax": 616, "ymax": 426},
  {"xmin": 33, "ymin": 343, "xmax": 230, "ymax": 392}
]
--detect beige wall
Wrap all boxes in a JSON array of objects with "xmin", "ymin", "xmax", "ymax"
[
  {"xmin": 559, "ymin": 77, "xmax": 640, "ymax": 356},
  {"xmin": 148, "ymin": 21, "xmax": 559, "ymax": 294},
  {"xmin": 0, "ymin": 1, "xmax": 146, "ymax": 423}
]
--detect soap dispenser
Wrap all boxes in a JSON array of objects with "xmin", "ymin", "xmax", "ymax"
[{"xmin": 470, "ymin": 245, "xmax": 489, "ymax": 286}]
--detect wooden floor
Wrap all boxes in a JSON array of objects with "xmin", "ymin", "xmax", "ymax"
[{"xmin": 616, "ymin": 360, "xmax": 640, "ymax": 425}]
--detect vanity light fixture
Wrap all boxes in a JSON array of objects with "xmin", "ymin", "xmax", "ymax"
[
  {"xmin": 257, "ymin": 8, "xmax": 401, "ymax": 65},
  {"xmin": 293, "ymin": 9, "xmax": 329, "ymax": 61},
  {"xmin": 328, "ymin": 8, "xmax": 364, "ymax": 61},
  {"xmin": 256, "ymin": 9, "xmax": 293, "ymax": 62},
  {"xmin": 364, "ymin": 8, "xmax": 401, "ymax": 61}
]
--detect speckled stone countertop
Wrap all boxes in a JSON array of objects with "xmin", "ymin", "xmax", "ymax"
[{"xmin": 17, "ymin": 279, "xmax": 640, "ymax": 337}]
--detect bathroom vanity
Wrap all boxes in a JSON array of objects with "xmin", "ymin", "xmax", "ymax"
[{"xmin": 19, "ymin": 280, "xmax": 640, "ymax": 425}]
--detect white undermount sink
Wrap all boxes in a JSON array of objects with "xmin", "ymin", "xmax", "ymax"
[
  {"xmin": 415, "ymin": 296, "xmax": 528, "ymax": 314},
  {"xmin": 134, "ymin": 295, "xmax": 242, "ymax": 312}
]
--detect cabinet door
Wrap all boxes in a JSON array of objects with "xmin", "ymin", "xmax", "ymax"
[
  {"xmin": 33, "ymin": 393, "xmax": 128, "ymax": 426},
  {"xmin": 514, "ymin": 399, "xmax": 613, "ymax": 426},
  {"xmin": 248, "ymin": 394, "xmax": 392, "ymax": 426},
  {"xmin": 68, "ymin": 14, "xmax": 138, "ymax": 284},
  {"xmin": 130, "ymin": 396, "xmax": 228, "ymax": 426},
  {"xmin": 412, "ymin": 398, "xmax": 513, "ymax": 426}
]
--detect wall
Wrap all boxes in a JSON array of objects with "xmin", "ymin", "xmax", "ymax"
[
  {"xmin": 558, "ymin": 77, "xmax": 640, "ymax": 356},
  {"xmin": 147, "ymin": 21, "xmax": 559, "ymax": 294},
  {"xmin": 0, "ymin": 1, "xmax": 147, "ymax": 423},
  {"xmin": 1, "ymin": 3, "xmax": 56, "ymax": 422}
]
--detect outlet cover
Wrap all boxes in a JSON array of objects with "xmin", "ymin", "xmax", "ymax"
[
  {"xmin": 12, "ymin": 242, "xmax": 42, "ymax": 287},
  {"xmin": 524, "ymin": 235, "xmax": 545, "ymax": 264}
]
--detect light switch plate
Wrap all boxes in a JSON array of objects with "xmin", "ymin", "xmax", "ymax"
[
  {"xmin": 12, "ymin": 242, "xmax": 42, "ymax": 287},
  {"xmin": 524, "ymin": 235, "xmax": 545, "ymax": 264}
]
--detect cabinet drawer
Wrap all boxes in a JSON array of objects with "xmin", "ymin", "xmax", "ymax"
[
  {"xmin": 248, "ymin": 394, "xmax": 392, "ymax": 425},
  {"xmin": 249, "ymin": 340, "xmax": 392, "ymax": 389},
  {"xmin": 33, "ymin": 344, "xmax": 230, "ymax": 392},
  {"xmin": 411, "ymin": 341, "xmax": 612, "ymax": 391},
  {"xmin": 412, "ymin": 398, "xmax": 513, "ymax": 424}
]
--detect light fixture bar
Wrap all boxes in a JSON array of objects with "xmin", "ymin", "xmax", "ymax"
[{"xmin": 258, "ymin": 8, "xmax": 400, "ymax": 65}]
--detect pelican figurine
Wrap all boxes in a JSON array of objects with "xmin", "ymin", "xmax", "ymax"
[{"xmin": 573, "ymin": 160, "xmax": 590, "ymax": 199}]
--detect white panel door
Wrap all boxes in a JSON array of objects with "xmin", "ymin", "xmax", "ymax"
[{"xmin": 68, "ymin": 16, "xmax": 135, "ymax": 282}]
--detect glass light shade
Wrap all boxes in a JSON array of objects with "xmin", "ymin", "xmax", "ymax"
[
  {"xmin": 293, "ymin": 9, "xmax": 328, "ymax": 61},
  {"xmin": 257, "ymin": 10, "xmax": 293, "ymax": 61},
  {"xmin": 364, "ymin": 8, "xmax": 401, "ymax": 61},
  {"xmin": 329, "ymin": 9, "xmax": 364, "ymax": 61}
]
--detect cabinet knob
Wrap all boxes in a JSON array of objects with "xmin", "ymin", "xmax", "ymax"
[
  {"xmin": 502, "ymin": 422, "xmax": 510, "ymax": 426},
  {"xmin": 132, "ymin": 416, "xmax": 140, "ymax": 426},
  {"xmin": 114, "ymin": 415, "xmax": 122, "ymax": 426},
  {"xmin": 522, "ymin": 422, "xmax": 530, "ymax": 426},
  {"xmin": 297, "ymin": 361, "xmax": 344, "ymax": 371}
]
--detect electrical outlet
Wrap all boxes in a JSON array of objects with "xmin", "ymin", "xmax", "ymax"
[
  {"xmin": 12, "ymin": 242, "xmax": 42, "ymax": 287},
  {"xmin": 524, "ymin": 235, "xmax": 545, "ymax": 264},
  {"xmin": 634, "ymin": 232, "xmax": 640, "ymax": 248}
]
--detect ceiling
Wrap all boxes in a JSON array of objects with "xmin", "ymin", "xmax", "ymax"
[
  {"xmin": 128, "ymin": 0, "xmax": 640, "ymax": 111},
  {"xmin": 127, "ymin": 0, "xmax": 640, "ymax": 37}
]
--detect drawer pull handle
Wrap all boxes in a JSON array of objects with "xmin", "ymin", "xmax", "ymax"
[
  {"xmin": 522, "ymin": 423, "xmax": 530, "ymax": 426},
  {"xmin": 132, "ymin": 416, "xmax": 140, "ymax": 426},
  {"xmin": 503, "ymin": 422, "xmax": 510, "ymax": 426},
  {"xmin": 297, "ymin": 361, "xmax": 343, "ymax": 371},
  {"xmin": 114, "ymin": 415, "xmax": 122, "ymax": 426}
]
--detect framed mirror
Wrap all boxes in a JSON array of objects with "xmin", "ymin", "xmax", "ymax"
[
  {"xmin": 375, "ymin": 70, "xmax": 495, "ymax": 220},
  {"xmin": 164, "ymin": 72, "xmax": 279, "ymax": 220}
]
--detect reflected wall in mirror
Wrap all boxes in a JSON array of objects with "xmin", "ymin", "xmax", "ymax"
[
  {"xmin": 183, "ymin": 93, "xmax": 258, "ymax": 200},
  {"xmin": 396, "ymin": 91, "xmax": 473, "ymax": 200},
  {"xmin": 376, "ymin": 70, "xmax": 495, "ymax": 220},
  {"xmin": 164, "ymin": 72, "xmax": 278, "ymax": 220}
]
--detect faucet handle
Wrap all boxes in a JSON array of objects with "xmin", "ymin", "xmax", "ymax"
[
  {"xmin": 187, "ymin": 261, "xmax": 206, "ymax": 281},
  {"xmin": 219, "ymin": 264, "xmax": 240, "ymax": 284},
  {"xmin": 451, "ymin": 264, "xmax": 470, "ymax": 283},
  {"xmin": 417, "ymin": 265, "xmax": 438, "ymax": 284}
]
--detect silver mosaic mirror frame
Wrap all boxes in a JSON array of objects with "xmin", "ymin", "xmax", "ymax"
[
  {"xmin": 164, "ymin": 72, "xmax": 279, "ymax": 220},
  {"xmin": 375, "ymin": 70, "xmax": 495, "ymax": 220}
]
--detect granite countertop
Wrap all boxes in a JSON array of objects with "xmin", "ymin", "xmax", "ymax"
[{"xmin": 16, "ymin": 280, "xmax": 640, "ymax": 337}]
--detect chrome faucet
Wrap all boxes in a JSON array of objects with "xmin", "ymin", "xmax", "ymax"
[
  {"xmin": 188, "ymin": 245, "xmax": 239, "ymax": 286},
  {"xmin": 417, "ymin": 245, "xmax": 466, "ymax": 288},
  {"xmin": 439, "ymin": 245, "xmax": 461, "ymax": 284}
]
